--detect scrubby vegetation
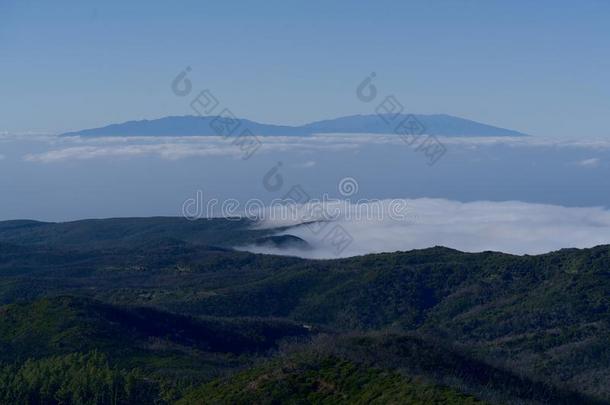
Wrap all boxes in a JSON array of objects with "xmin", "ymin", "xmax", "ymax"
[{"xmin": 178, "ymin": 355, "xmax": 484, "ymax": 404}]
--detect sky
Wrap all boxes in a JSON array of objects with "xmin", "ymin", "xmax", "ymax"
[{"xmin": 1, "ymin": 0, "xmax": 609, "ymax": 137}]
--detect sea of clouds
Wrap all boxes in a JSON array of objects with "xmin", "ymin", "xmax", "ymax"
[
  {"xmin": 240, "ymin": 198, "xmax": 610, "ymax": 258},
  {"xmin": 2, "ymin": 132, "xmax": 609, "ymax": 254},
  {"xmin": 11, "ymin": 133, "xmax": 610, "ymax": 163}
]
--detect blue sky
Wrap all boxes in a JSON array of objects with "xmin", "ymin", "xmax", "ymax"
[{"xmin": 1, "ymin": 0, "xmax": 609, "ymax": 136}]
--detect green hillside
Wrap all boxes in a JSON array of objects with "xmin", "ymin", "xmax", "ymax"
[
  {"xmin": 178, "ymin": 355, "xmax": 484, "ymax": 405},
  {"xmin": 0, "ymin": 295, "xmax": 310, "ymax": 367},
  {"xmin": 0, "ymin": 217, "xmax": 608, "ymax": 403}
]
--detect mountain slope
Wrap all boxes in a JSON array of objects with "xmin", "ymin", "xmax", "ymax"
[
  {"xmin": 0, "ymin": 217, "xmax": 608, "ymax": 402},
  {"xmin": 0, "ymin": 217, "xmax": 269, "ymax": 249},
  {"xmin": 180, "ymin": 333, "xmax": 598, "ymax": 405},
  {"xmin": 62, "ymin": 114, "xmax": 527, "ymax": 137},
  {"xmin": 0, "ymin": 295, "xmax": 312, "ymax": 387},
  {"xmin": 62, "ymin": 115, "xmax": 310, "ymax": 137},
  {"xmin": 303, "ymin": 113, "xmax": 527, "ymax": 137},
  {"xmin": 179, "ymin": 355, "xmax": 485, "ymax": 405}
]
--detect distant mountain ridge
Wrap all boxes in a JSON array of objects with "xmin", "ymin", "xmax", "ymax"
[{"xmin": 62, "ymin": 114, "xmax": 528, "ymax": 137}]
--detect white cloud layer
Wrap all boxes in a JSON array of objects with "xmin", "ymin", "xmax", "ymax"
[
  {"xmin": 19, "ymin": 134, "xmax": 610, "ymax": 163},
  {"xmin": 576, "ymin": 157, "xmax": 601, "ymax": 167},
  {"xmin": 240, "ymin": 198, "xmax": 610, "ymax": 259}
]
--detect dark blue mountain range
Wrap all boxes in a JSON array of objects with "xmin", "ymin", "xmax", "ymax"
[{"xmin": 62, "ymin": 114, "xmax": 528, "ymax": 137}]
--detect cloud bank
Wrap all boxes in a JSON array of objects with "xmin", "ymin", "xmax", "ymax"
[
  {"xmin": 20, "ymin": 134, "xmax": 610, "ymax": 163},
  {"xmin": 576, "ymin": 157, "xmax": 601, "ymax": 168},
  {"xmin": 240, "ymin": 198, "xmax": 610, "ymax": 259}
]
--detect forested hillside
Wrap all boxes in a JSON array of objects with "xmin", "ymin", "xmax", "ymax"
[{"xmin": 0, "ymin": 217, "xmax": 607, "ymax": 404}]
